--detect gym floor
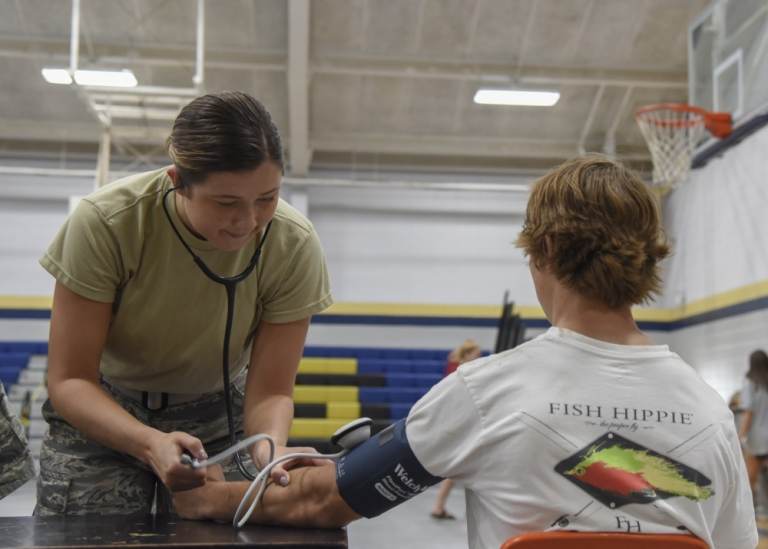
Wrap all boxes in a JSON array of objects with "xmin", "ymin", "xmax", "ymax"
[{"xmin": 759, "ymin": 518, "xmax": 768, "ymax": 549}]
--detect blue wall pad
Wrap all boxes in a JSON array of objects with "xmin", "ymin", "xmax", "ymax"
[{"xmin": 692, "ymin": 112, "xmax": 768, "ymax": 169}]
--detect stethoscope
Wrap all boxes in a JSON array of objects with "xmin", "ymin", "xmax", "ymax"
[{"xmin": 162, "ymin": 186, "xmax": 272, "ymax": 481}]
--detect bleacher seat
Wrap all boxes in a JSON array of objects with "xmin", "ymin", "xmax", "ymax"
[
  {"xmin": 303, "ymin": 346, "xmax": 449, "ymax": 361},
  {"xmin": 359, "ymin": 386, "xmax": 426, "ymax": 404},
  {"xmin": 386, "ymin": 373, "xmax": 442, "ymax": 388},
  {"xmin": 0, "ymin": 352, "xmax": 31, "ymax": 368},
  {"xmin": 0, "ymin": 366, "xmax": 24, "ymax": 387},
  {"xmin": 0, "ymin": 342, "xmax": 47, "ymax": 354}
]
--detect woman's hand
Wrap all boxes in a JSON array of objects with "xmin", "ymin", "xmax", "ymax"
[
  {"xmin": 173, "ymin": 465, "xmax": 225, "ymax": 520},
  {"xmin": 146, "ymin": 430, "xmax": 208, "ymax": 491},
  {"xmin": 253, "ymin": 442, "xmax": 324, "ymax": 486}
]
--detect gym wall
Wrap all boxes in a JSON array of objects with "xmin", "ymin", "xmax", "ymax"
[{"xmin": 661, "ymin": 124, "xmax": 768, "ymax": 399}]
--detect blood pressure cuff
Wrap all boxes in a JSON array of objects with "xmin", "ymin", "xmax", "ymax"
[{"xmin": 335, "ymin": 418, "xmax": 442, "ymax": 518}]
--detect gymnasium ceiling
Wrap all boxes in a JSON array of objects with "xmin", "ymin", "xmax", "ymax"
[{"xmin": 0, "ymin": 0, "xmax": 710, "ymax": 176}]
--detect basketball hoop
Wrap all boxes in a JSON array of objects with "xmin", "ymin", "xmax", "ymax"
[{"xmin": 635, "ymin": 103, "xmax": 732, "ymax": 195}]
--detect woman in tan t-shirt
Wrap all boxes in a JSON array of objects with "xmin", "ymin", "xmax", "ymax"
[{"xmin": 36, "ymin": 91, "xmax": 332, "ymax": 516}]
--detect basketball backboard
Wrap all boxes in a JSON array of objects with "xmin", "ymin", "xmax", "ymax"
[{"xmin": 689, "ymin": 0, "xmax": 768, "ymax": 126}]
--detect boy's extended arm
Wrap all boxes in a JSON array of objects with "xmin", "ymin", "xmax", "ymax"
[{"xmin": 174, "ymin": 463, "xmax": 360, "ymax": 528}]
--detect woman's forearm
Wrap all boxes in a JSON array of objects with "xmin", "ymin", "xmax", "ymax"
[
  {"xmin": 244, "ymin": 394, "xmax": 294, "ymax": 444},
  {"xmin": 49, "ymin": 377, "xmax": 159, "ymax": 463},
  {"xmin": 243, "ymin": 318, "xmax": 310, "ymax": 445}
]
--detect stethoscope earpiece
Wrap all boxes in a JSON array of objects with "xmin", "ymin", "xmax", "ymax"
[{"xmin": 331, "ymin": 417, "xmax": 374, "ymax": 450}]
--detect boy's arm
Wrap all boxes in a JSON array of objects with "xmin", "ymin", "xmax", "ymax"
[{"xmin": 174, "ymin": 463, "xmax": 360, "ymax": 528}]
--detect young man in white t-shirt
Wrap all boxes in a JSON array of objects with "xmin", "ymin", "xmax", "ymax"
[{"xmin": 173, "ymin": 155, "xmax": 757, "ymax": 549}]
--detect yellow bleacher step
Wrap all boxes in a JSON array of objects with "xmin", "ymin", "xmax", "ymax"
[
  {"xmin": 290, "ymin": 418, "xmax": 351, "ymax": 439},
  {"xmin": 293, "ymin": 385, "xmax": 359, "ymax": 403},
  {"xmin": 298, "ymin": 358, "xmax": 357, "ymax": 374},
  {"xmin": 326, "ymin": 401, "xmax": 361, "ymax": 419}
]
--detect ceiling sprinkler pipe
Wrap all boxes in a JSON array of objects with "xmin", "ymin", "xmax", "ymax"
[
  {"xmin": 193, "ymin": 0, "xmax": 205, "ymax": 89},
  {"xmin": 69, "ymin": 0, "xmax": 80, "ymax": 76}
]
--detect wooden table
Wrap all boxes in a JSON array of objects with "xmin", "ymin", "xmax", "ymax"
[{"xmin": 0, "ymin": 515, "xmax": 348, "ymax": 548}]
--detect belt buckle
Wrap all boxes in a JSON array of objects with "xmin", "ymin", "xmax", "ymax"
[{"xmin": 142, "ymin": 391, "xmax": 168, "ymax": 411}]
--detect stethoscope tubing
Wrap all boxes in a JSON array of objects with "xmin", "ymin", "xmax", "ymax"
[{"xmin": 162, "ymin": 186, "xmax": 272, "ymax": 481}]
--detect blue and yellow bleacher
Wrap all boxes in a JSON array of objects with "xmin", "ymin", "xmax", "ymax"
[
  {"xmin": 0, "ymin": 341, "xmax": 451, "ymax": 455},
  {"xmin": 0, "ymin": 342, "xmax": 46, "ymax": 388},
  {"xmin": 0, "ymin": 352, "xmax": 33, "ymax": 387},
  {"xmin": 289, "ymin": 346, "xmax": 451, "ymax": 450}
]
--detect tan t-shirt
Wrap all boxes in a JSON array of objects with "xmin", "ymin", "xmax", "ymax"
[{"xmin": 40, "ymin": 168, "xmax": 333, "ymax": 393}]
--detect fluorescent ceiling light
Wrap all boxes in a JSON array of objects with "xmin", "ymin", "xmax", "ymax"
[
  {"xmin": 41, "ymin": 68, "xmax": 138, "ymax": 88},
  {"xmin": 41, "ymin": 68, "xmax": 73, "ymax": 85},
  {"xmin": 75, "ymin": 69, "xmax": 137, "ymax": 87},
  {"xmin": 473, "ymin": 88, "xmax": 560, "ymax": 107}
]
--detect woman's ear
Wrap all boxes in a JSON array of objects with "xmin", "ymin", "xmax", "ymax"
[
  {"xmin": 166, "ymin": 166, "xmax": 190, "ymax": 197},
  {"xmin": 166, "ymin": 166, "xmax": 179, "ymax": 186}
]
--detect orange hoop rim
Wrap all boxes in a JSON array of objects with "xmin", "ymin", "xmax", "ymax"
[{"xmin": 635, "ymin": 103, "xmax": 733, "ymax": 138}]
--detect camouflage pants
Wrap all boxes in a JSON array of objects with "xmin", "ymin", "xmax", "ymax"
[
  {"xmin": 0, "ymin": 383, "xmax": 36, "ymax": 499},
  {"xmin": 35, "ymin": 374, "xmax": 254, "ymax": 516}
]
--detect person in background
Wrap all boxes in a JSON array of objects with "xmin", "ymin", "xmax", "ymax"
[
  {"xmin": 729, "ymin": 390, "xmax": 744, "ymax": 433},
  {"xmin": 430, "ymin": 338, "xmax": 482, "ymax": 519},
  {"xmin": 739, "ymin": 350, "xmax": 768, "ymax": 506}
]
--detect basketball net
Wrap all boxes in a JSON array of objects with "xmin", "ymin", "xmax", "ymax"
[{"xmin": 635, "ymin": 103, "xmax": 732, "ymax": 196}]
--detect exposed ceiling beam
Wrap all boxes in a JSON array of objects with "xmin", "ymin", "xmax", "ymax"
[
  {"xmin": 579, "ymin": 83, "xmax": 606, "ymax": 154},
  {"xmin": 287, "ymin": 0, "xmax": 311, "ymax": 176},
  {"xmin": 515, "ymin": 0, "xmax": 538, "ymax": 79},
  {"xmin": 0, "ymin": 36, "xmax": 285, "ymax": 72},
  {"xmin": 0, "ymin": 118, "xmax": 166, "ymax": 144},
  {"xmin": 604, "ymin": 87, "xmax": 634, "ymax": 155},
  {"xmin": 193, "ymin": 0, "xmax": 205, "ymax": 89},
  {"xmin": 572, "ymin": 0, "xmax": 596, "ymax": 53},
  {"xmin": 0, "ymin": 35, "xmax": 687, "ymax": 89},
  {"xmin": 92, "ymin": 105, "xmax": 180, "ymax": 121},
  {"xmin": 0, "ymin": 116, "xmax": 652, "ymax": 163},
  {"xmin": 465, "ymin": 0, "xmax": 483, "ymax": 55},
  {"xmin": 12, "ymin": 0, "xmax": 29, "ymax": 34},
  {"xmin": 85, "ymin": 85, "xmax": 199, "ymax": 97},
  {"xmin": 412, "ymin": 0, "xmax": 427, "ymax": 51},
  {"xmin": 312, "ymin": 58, "xmax": 688, "ymax": 89},
  {"xmin": 312, "ymin": 131, "xmax": 650, "ymax": 161}
]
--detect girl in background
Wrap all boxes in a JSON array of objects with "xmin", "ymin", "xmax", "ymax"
[
  {"xmin": 430, "ymin": 339, "xmax": 482, "ymax": 520},
  {"xmin": 739, "ymin": 349, "xmax": 768, "ymax": 503}
]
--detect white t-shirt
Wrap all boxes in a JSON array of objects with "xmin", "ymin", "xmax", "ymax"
[{"xmin": 406, "ymin": 328, "xmax": 757, "ymax": 549}]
